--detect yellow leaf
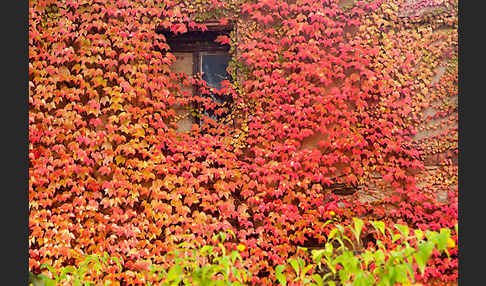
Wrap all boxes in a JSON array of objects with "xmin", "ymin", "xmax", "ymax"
[
  {"xmin": 447, "ymin": 237, "xmax": 456, "ymax": 248},
  {"xmin": 134, "ymin": 128, "xmax": 145, "ymax": 137},
  {"xmin": 115, "ymin": 155, "xmax": 126, "ymax": 165}
]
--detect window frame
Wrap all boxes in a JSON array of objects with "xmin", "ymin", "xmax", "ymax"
[{"xmin": 156, "ymin": 23, "xmax": 234, "ymax": 126}]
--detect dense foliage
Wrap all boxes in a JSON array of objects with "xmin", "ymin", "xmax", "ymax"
[
  {"xmin": 31, "ymin": 222, "xmax": 455, "ymax": 285},
  {"xmin": 273, "ymin": 219, "xmax": 456, "ymax": 286},
  {"xmin": 29, "ymin": 0, "xmax": 458, "ymax": 284}
]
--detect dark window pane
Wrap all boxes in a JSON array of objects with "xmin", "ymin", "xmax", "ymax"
[
  {"xmin": 200, "ymin": 53, "xmax": 232, "ymax": 122},
  {"xmin": 202, "ymin": 54, "xmax": 230, "ymax": 91}
]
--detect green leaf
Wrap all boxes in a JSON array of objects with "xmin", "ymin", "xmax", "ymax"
[
  {"xmin": 312, "ymin": 274, "xmax": 324, "ymax": 286},
  {"xmin": 352, "ymin": 271, "xmax": 372, "ymax": 286},
  {"xmin": 322, "ymin": 257, "xmax": 336, "ymax": 275},
  {"xmin": 393, "ymin": 264, "xmax": 411, "ymax": 283},
  {"xmin": 328, "ymin": 228, "xmax": 339, "ymax": 241},
  {"xmin": 336, "ymin": 225, "xmax": 345, "ymax": 234},
  {"xmin": 219, "ymin": 232, "xmax": 227, "ymax": 243},
  {"xmin": 289, "ymin": 258, "xmax": 300, "ymax": 276},
  {"xmin": 414, "ymin": 229, "xmax": 424, "ymax": 241},
  {"xmin": 436, "ymin": 228, "xmax": 451, "ymax": 252},
  {"xmin": 361, "ymin": 250, "xmax": 373, "ymax": 268},
  {"xmin": 303, "ymin": 264, "xmax": 313, "ymax": 275},
  {"xmin": 242, "ymin": 269, "xmax": 249, "ymax": 282},
  {"xmin": 377, "ymin": 276, "xmax": 390, "ymax": 286},
  {"xmin": 391, "ymin": 233, "xmax": 401, "ymax": 243},
  {"xmin": 219, "ymin": 243, "xmax": 227, "ymax": 256},
  {"xmin": 414, "ymin": 242, "xmax": 434, "ymax": 275},
  {"xmin": 166, "ymin": 264, "xmax": 183, "ymax": 282},
  {"xmin": 60, "ymin": 266, "xmax": 76, "ymax": 280},
  {"xmin": 230, "ymin": 251, "xmax": 242, "ymax": 264},
  {"xmin": 226, "ymin": 229, "xmax": 236, "ymax": 239},
  {"xmin": 37, "ymin": 274, "xmax": 56, "ymax": 286},
  {"xmin": 232, "ymin": 267, "xmax": 241, "ymax": 282},
  {"xmin": 289, "ymin": 258, "xmax": 300, "ymax": 275},
  {"xmin": 394, "ymin": 224, "xmax": 410, "ymax": 239},
  {"xmin": 45, "ymin": 279, "xmax": 57, "ymax": 286},
  {"xmin": 275, "ymin": 265, "xmax": 287, "ymax": 286},
  {"xmin": 371, "ymin": 221, "xmax": 386, "ymax": 237},
  {"xmin": 374, "ymin": 249, "xmax": 385, "ymax": 267},
  {"xmin": 352, "ymin": 217, "xmax": 364, "ymax": 242},
  {"xmin": 341, "ymin": 234, "xmax": 355, "ymax": 250},
  {"xmin": 312, "ymin": 249, "xmax": 325, "ymax": 264},
  {"xmin": 34, "ymin": 274, "xmax": 53, "ymax": 286},
  {"xmin": 325, "ymin": 242, "xmax": 333, "ymax": 255},
  {"xmin": 112, "ymin": 256, "xmax": 123, "ymax": 272},
  {"xmin": 40, "ymin": 264, "xmax": 57, "ymax": 276},
  {"xmin": 321, "ymin": 273, "xmax": 333, "ymax": 281},
  {"xmin": 200, "ymin": 245, "xmax": 213, "ymax": 255}
]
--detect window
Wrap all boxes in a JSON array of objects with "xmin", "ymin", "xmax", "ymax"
[{"xmin": 157, "ymin": 24, "xmax": 233, "ymax": 131}]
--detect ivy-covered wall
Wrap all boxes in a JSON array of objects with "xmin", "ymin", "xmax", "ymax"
[{"xmin": 29, "ymin": 0, "xmax": 457, "ymax": 284}]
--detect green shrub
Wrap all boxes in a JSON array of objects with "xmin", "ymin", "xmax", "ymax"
[
  {"xmin": 29, "ymin": 251, "xmax": 121, "ymax": 286},
  {"xmin": 30, "ymin": 220, "xmax": 455, "ymax": 286},
  {"xmin": 145, "ymin": 231, "xmax": 251, "ymax": 286},
  {"xmin": 274, "ymin": 218, "xmax": 455, "ymax": 286},
  {"xmin": 30, "ymin": 231, "xmax": 250, "ymax": 286}
]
